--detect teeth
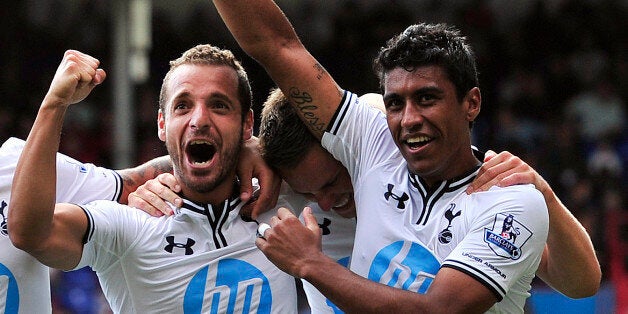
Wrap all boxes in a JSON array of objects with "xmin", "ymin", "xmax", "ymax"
[
  {"xmin": 193, "ymin": 160, "xmax": 210, "ymax": 165},
  {"xmin": 190, "ymin": 140, "xmax": 211, "ymax": 145},
  {"xmin": 407, "ymin": 136, "xmax": 430, "ymax": 144},
  {"xmin": 333, "ymin": 196, "xmax": 349, "ymax": 208}
]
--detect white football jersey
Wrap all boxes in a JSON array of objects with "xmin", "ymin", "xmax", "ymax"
[
  {"xmin": 321, "ymin": 92, "xmax": 549, "ymax": 313},
  {"xmin": 0, "ymin": 137, "xmax": 122, "ymax": 314},
  {"xmin": 279, "ymin": 184, "xmax": 355, "ymax": 313},
  {"xmin": 76, "ymin": 190, "xmax": 297, "ymax": 313}
]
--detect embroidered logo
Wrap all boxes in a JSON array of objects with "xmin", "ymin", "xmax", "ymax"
[
  {"xmin": 0, "ymin": 200, "xmax": 7, "ymax": 236},
  {"xmin": 438, "ymin": 204, "xmax": 461, "ymax": 244},
  {"xmin": 384, "ymin": 184, "xmax": 409, "ymax": 209},
  {"xmin": 164, "ymin": 236, "xmax": 196, "ymax": 255},
  {"xmin": 484, "ymin": 214, "xmax": 532, "ymax": 260},
  {"xmin": 319, "ymin": 218, "xmax": 331, "ymax": 235}
]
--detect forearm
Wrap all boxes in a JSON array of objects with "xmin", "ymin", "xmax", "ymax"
[
  {"xmin": 301, "ymin": 254, "xmax": 438, "ymax": 313},
  {"xmin": 536, "ymin": 184, "xmax": 601, "ymax": 297},
  {"xmin": 117, "ymin": 155, "xmax": 172, "ymax": 204},
  {"xmin": 9, "ymin": 104, "xmax": 66, "ymax": 249},
  {"xmin": 212, "ymin": 0, "xmax": 299, "ymax": 62}
]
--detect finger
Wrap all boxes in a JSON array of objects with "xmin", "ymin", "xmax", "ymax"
[
  {"xmin": 128, "ymin": 192, "xmax": 165, "ymax": 217},
  {"xmin": 276, "ymin": 207, "xmax": 296, "ymax": 220},
  {"xmin": 146, "ymin": 179, "xmax": 181, "ymax": 210},
  {"xmin": 468, "ymin": 156, "xmax": 516, "ymax": 193},
  {"xmin": 93, "ymin": 68, "xmax": 107, "ymax": 86},
  {"xmin": 483, "ymin": 150, "xmax": 497, "ymax": 162},
  {"xmin": 157, "ymin": 173, "xmax": 181, "ymax": 192},
  {"xmin": 302, "ymin": 207, "xmax": 320, "ymax": 233},
  {"xmin": 250, "ymin": 176, "xmax": 281, "ymax": 219},
  {"xmin": 239, "ymin": 179, "xmax": 253, "ymax": 204},
  {"xmin": 257, "ymin": 223, "xmax": 272, "ymax": 239}
]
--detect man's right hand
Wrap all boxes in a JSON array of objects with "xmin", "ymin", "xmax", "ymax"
[
  {"xmin": 43, "ymin": 50, "xmax": 106, "ymax": 109},
  {"xmin": 128, "ymin": 173, "xmax": 182, "ymax": 217}
]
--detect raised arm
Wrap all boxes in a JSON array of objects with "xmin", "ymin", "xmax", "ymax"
[
  {"xmin": 468, "ymin": 151, "xmax": 601, "ymax": 297},
  {"xmin": 8, "ymin": 50, "xmax": 106, "ymax": 270},
  {"xmin": 212, "ymin": 0, "xmax": 343, "ymax": 139}
]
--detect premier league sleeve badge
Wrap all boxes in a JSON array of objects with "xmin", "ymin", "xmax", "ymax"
[{"xmin": 484, "ymin": 214, "xmax": 533, "ymax": 260}]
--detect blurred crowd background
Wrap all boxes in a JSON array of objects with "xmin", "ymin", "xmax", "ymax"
[{"xmin": 0, "ymin": 0, "xmax": 626, "ymax": 313}]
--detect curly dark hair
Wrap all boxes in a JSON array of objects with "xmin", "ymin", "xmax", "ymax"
[{"xmin": 373, "ymin": 23, "xmax": 479, "ymax": 102}]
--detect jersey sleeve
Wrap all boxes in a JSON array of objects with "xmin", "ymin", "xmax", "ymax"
[
  {"xmin": 55, "ymin": 154, "xmax": 123, "ymax": 204},
  {"xmin": 441, "ymin": 185, "xmax": 549, "ymax": 301},
  {"xmin": 0, "ymin": 137, "xmax": 123, "ymax": 204},
  {"xmin": 321, "ymin": 91, "xmax": 398, "ymax": 184},
  {"xmin": 75, "ymin": 200, "xmax": 147, "ymax": 270}
]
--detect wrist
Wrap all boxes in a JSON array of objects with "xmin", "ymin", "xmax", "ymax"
[
  {"xmin": 41, "ymin": 94, "xmax": 71, "ymax": 110},
  {"xmin": 298, "ymin": 251, "xmax": 335, "ymax": 280}
]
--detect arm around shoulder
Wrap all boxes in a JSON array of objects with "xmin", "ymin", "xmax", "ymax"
[{"xmin": 535, "ymin": 183, "xmax": 601, "ymax": 298}]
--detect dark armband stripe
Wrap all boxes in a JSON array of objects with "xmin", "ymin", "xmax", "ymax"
[
  {"xmin": 327, "ymin": 91, "xmax": 353, "ymax": 135},
  {"xmin": 442, "ymin": 261, "xmax": 505, "ymax": 301},
  {"xmin": 78, "ymin": 205, "xmax": 95, "ymax": 244}
]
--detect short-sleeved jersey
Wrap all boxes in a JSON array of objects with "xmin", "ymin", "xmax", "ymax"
[
  {"xmin": 0, "ymin": 137, "xmax": 122, "ymax": 314},
  {"xmin": 321, "ymin": 92, "xmax": 549, "ymax": 313},
  {"xmin": 279, "ymin": 184, "xmax": 355, "ymax": 313},
  {"xmin": 76, "ymin": 189, "xmax": 297, "ymax": 313}
]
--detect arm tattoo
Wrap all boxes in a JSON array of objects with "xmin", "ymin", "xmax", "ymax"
[
  {"xmin": 288, "ymin": 87, "xmax": 326, "ymax": 133},
  {"xmin": 119, "ymin": 156, "xmax": 173, "ymax": 191}
]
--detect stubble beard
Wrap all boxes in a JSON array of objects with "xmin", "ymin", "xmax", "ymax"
[{"xmin": 168, "ymin": 132, "xmax": 243, "ymax": 194}]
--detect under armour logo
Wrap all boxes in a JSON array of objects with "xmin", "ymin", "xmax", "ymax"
[
  {"xmin": 319, "ymin": 218, "xmax": 331, "ymax": 235},
  {"xmin": 384, "ymin": 184, "xmax": 409, "ymax": 209},
  {"xmin": 164, "ymin": 236, "xmax": 196, "ymax": 255},
  {"xmin": 0, "ymin": 200, "xmax": 7, "ymax": 236}
]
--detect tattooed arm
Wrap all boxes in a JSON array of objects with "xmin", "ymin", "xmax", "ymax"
[
  {"xmin": 116, "ymin": 156, "xmax": 173, "ymax": 208},
  {"xmin": 212, "ymin": 0, "xmax": 343, "ymax": 140}
]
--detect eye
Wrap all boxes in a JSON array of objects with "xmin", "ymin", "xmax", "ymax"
[
  {"xmin": 174, "ymin": 102, "xmax": 188, "ymax": 111},
  {"xmin": 385, "ymin": 98, "xmax": 403, "ymax": 112},
  {"xmin": 418, "ymin": 94, "xmax": 436, "ymax": 103},
  {"xmin": 211, "ymin": 100, "xmax": 231, "ymax": 111}
]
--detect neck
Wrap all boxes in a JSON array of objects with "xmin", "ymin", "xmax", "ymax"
[
  {"xmin": 420, "ymin": 151, "xmax": 481, "ymax": 188},
  {"xmin": 179, "ymin": 176, "xmax": 238, "ymax": 207}
]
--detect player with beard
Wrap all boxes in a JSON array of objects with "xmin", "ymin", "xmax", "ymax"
[{"xmin": 9, "ymin": 47, "xmax": 296, "ymax": 313}]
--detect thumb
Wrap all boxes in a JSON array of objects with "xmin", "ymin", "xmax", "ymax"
[
  {"xmin": 302, "ymin": 207, "xmax": 320, "ymax": 233},
  {"xmin": 239, "ymin": 179, "xmax": 253, "ymax": 204}
]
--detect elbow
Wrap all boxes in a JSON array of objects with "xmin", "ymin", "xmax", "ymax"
[
  {"xmin": 8, "ymin": 218, "xmax": 42, "ymax": 254},
  {"xmin": 563, "ymin": 268, "xmax": 602, "ymax": 299},
  {"xmin": 8, "ymin": 231, "xmax": 36, "ymax": 253}
]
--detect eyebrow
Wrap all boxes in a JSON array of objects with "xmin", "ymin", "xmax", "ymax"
[{"xmin": 383, "ymin": 86, "xmax": 444, "ymax": 103}]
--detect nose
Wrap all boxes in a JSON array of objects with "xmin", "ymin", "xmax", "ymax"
[
  {"xmin": 314, "ymin": 192, "xmax": 336, "ymax": 211},
  {"xmin": 400, "ymin": 101, "xmax": 422, "ymax": 130},
  {"xmin": 190, "ymin": 104, "xmax": 211, "ymax": 130}
]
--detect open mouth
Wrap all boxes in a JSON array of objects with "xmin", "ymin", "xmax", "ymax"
[
  {"xmin": 406, "ymin": 135, "xmax": 432, "ymax": 149},
  {"xmin": 332, "ymin": 196, "xmax": 350, "ymax": 209},
  {"xmin": 186, "ymin": 140, "xmax": 216, "ymax": 165}
]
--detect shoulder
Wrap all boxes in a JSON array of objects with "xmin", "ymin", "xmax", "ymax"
[{"xmin": 470, "ymin": 184, "xmax": 549, "ymax": 227}]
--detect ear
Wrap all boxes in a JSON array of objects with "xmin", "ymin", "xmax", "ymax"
[
  {"xmin": 464, "ymin": 87, "xmax": 481, "ymax": 122},
  {"xmin": 242, "ymin": 109, "xmax": 254, "ymax": 141},
  {"xmin": 157, "ymin": 109, "xmax": 166, "ymax": 142}
]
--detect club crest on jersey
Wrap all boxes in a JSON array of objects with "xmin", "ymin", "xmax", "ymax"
[
  {"xmin": 164, "ymin": 236, "xmax": 196, "ymax": 255},
  {"xmin": 484, "ymin": 214, "xmax": 532, "ymax": 260},
  {"xmin": 384, "ymin": 184, "xmax": 409, "ymax": 209},
  {"xmin": 438, "ymin": 204, "xmax": 461, "ymax": 244}
]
